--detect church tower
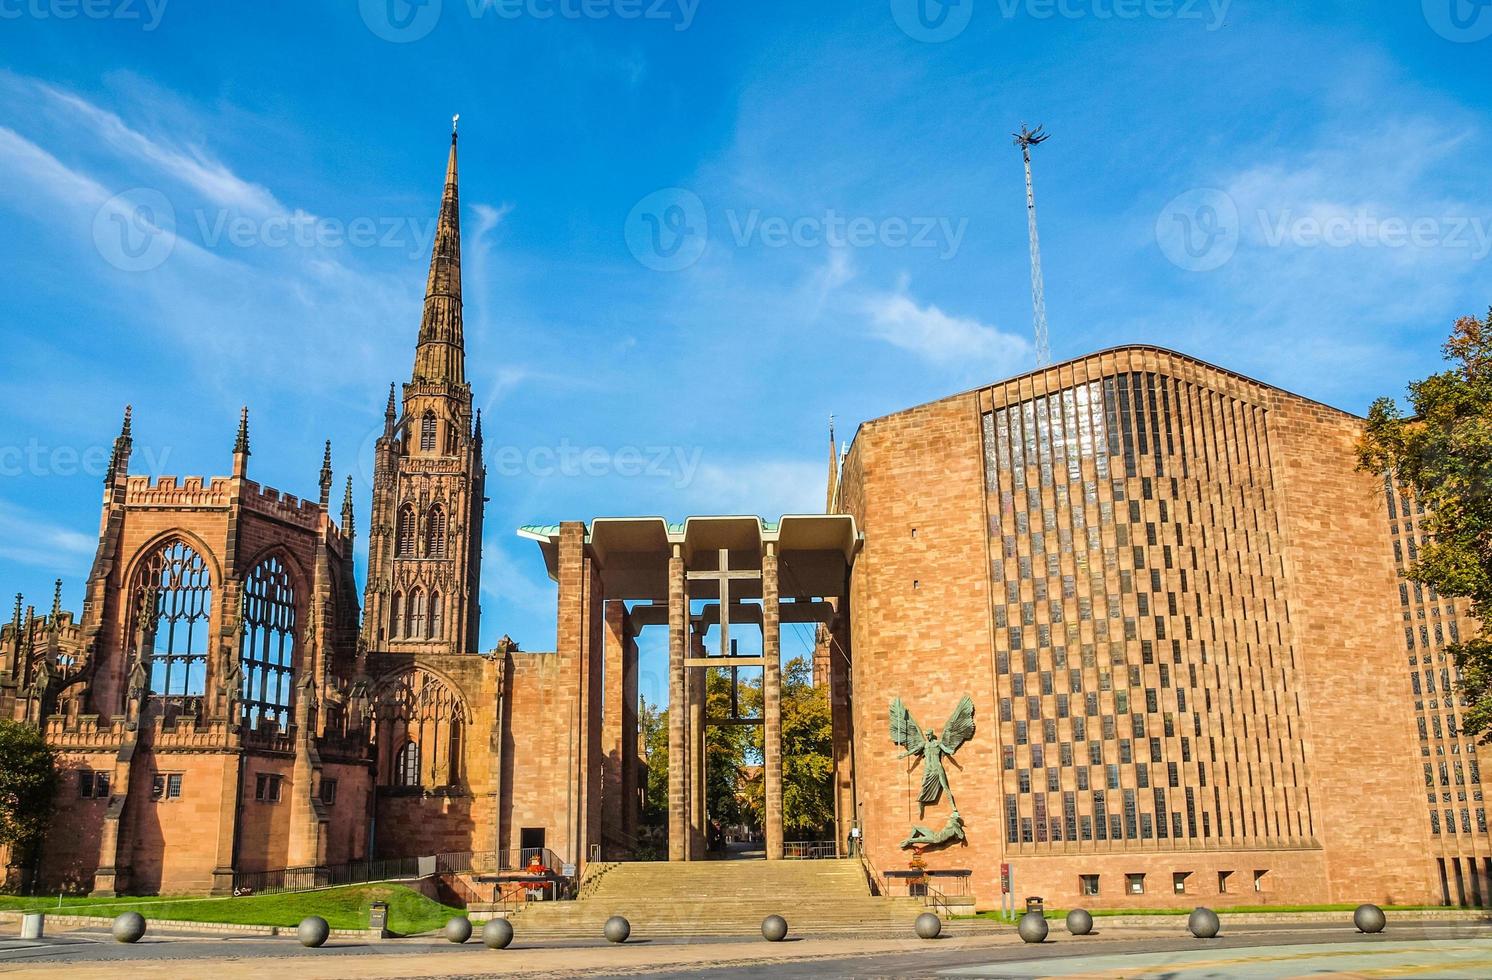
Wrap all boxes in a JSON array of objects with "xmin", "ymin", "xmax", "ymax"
[{"xmin": 363, "ymin": 122, "xmax": 486, "ymax": 655}]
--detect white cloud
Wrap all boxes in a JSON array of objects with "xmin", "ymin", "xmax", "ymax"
[
  {"xmin": 0, "ymin": 499, "xmax": 96, "ymax": 570},
  {"xmin": 862, "ymin": 280, "xmax": 1031, "ymax": 374}
]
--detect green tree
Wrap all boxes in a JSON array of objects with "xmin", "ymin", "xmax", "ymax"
[
  {"xmin": 0, "ymin": 720, "xmax": 57, "ymax": 857},
  {"xmin": 780, "ymin": 657, "xmax": 834, "ymax": 839},
  {"xmin": 1358, "ymin": 309, "xmax": 1492, "ymax": 743},
  {"xmin": 639, "ymin": 700, "xmax": 669, "ymax": 829}
]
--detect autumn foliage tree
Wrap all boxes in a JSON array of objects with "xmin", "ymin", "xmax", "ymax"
[{"xmin": 1358, "ymin": 309, "xmax": 1492, "ymax": 743}]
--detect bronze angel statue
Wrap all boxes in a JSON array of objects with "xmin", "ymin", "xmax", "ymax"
[{"xmin": 890, "ymin": 695, "xmax": 976, "ymax": 818}]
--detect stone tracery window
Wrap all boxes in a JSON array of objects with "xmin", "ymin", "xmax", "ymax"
[
  {"xmin": 420, "ymin": 411, "xmax": 437, "ymax": 453},
  {"xmin": 425, "ymin": 505, "xmax": 447, "ymax": 558},
  {"xmin": 408, "ymin": 588, "xmax": 426, "ymax": 638},
  {"xmin": 390, "ymin": 591, "xmax": 404, "ymax": 639},
  {"xmin": 396, "ymin": 504, "xmax": 417, "ymax": 559},
  {"xmin": 136, "ymin": 539, "xmax": 213, "ymax": 699},
  {"xmin": 374, "ymin": 668, "xmax": 466, "ymax": 790},
  {"xmin": 239, "ymin": 556, "xmax": 297, "ymax": 730},
  {"xmin": 396, "ymin": 741, "xmax": 421, "ymax": 787},
  {"xmin": 429, "ymin": 590, "xmax": 444, "ymax": 639}
]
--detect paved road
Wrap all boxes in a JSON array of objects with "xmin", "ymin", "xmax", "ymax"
[{"xmin": 0, "ymin": 919, "xmax": 1486, "ymax": 978}]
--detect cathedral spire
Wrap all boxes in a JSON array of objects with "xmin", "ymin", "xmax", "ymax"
[{"xmin": 411, "ymin": 121, "xmax": 465, "ymax": 387}]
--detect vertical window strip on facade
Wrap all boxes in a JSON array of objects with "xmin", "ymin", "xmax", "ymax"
[{"xmin": 984, "ymin": 354, "xmax": 1309, "ymax": 854}]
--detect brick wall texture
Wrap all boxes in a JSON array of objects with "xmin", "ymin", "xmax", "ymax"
[{"xmin": 838, "ymin": 346, "xmax": 1486, "ymax": 910}]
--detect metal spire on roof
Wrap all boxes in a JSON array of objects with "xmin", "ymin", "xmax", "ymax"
[{"xmin": 1014, "ymin": 123, "xmax": 1053, "ymax": 368}]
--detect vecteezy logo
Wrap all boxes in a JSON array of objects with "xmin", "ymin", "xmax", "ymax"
[
  {"xmin": 93, "ymin": 188, "xmax": 177, "ymax": 273},
  {"xmin": 1423, "ymin": 0, "xmax": 1492, "ymax": 42},
  {"xmin": 360, "ymin": 0, "xmax": 443, "ymax": 43},
  {"xmin": 1155, "ymin": 188, "xmax": 1240, "ymax": 273},
  {"xmin": 891, "ymin": 0, "xmax": 974, "ymax": 42},
  {"xmin": 625, "ymin": 188, "xmax": 708, "ymax": 272}
]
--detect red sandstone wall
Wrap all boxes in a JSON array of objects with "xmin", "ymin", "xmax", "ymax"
[
  {"xmin": 38, "ymin": 752, "xmax": 116, "ymax": 891},
  {"xmin": 125, "ymin": 752, "xmax": 236, "ymax": 894},
  {"xmin": 1270, "ymin": 396, "xmax": 1438, "ymax": 904},
  {"xmin": 842, "ymin": 391, "xmax": 1004, "ymax": 898}
]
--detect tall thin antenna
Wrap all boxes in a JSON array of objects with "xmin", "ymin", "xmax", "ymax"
[{"xmin": 1014, "ymin": 124, "xmax": 1053, "ymax": 367}]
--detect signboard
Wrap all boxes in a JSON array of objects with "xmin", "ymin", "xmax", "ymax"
[{"xmin": 1000, "ymin": 862, "xmax": 1011, "ymax": 894}]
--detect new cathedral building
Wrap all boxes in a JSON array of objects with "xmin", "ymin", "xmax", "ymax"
[{"xmin": 1, "ymin": 131, "xmax": 1486, "ymax": 911}]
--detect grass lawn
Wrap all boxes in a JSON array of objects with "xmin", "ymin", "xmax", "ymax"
[
  {"xmin": 0, "ymin": 883, "xmax": 464, "ymax": 935},
  {"xmin": 959, "ymin": 903, "xmax": 1456, "ymax": 921}
]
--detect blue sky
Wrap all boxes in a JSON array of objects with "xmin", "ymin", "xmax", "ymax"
[{"xmin": 1, "ymin": 1, "xmax": 1489, "ymax": 701}]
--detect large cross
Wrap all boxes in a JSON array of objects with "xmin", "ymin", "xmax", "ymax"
[{"xmin": 685, "ymin": 549, "xmax": 762, "ymax": 668}]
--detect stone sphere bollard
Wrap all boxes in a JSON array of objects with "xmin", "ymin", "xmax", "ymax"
[
  {"xmin": 1017, "ymin": 910, "xmax": 1049, "ymax": 944},
  {"xmin": 444, "ymin": 916, "xmax": 473, "ymax": 944},
  {"xmin": 1066, "ymin": 908, "xmax": 1094, "ymax": 936},
  {"xmin": 914, "ymin": 912, "xmax": 942, "ymax": 939},
  {"xmin": 761, "ymin": 914, "xmax": 789, "ymax": 942},
  {"xmin": 1354, "ymin": 904, "xmax": 1387, "ymax": 934},
  {"xmin": 604, "ymin": 915, "xmax": 631, "ymax": 944},
  {"xmin": 1188, "ymin": 907, "xmax": 1221, "ymax": 939},
  {"xmin": 482, "ymin": 918, "xmax": 515, "ymax": 949},
  {"xmin": 297, "ymin": 916, "xmax": 330, "ymax": 948},
  {"xmin": 111, "ymin": 911, "xmax": 147, "ymax": 944}
]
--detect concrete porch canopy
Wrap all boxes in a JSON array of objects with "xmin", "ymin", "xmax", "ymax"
[
  {"xmin": 517, "ymin": 514, "xmax": 862, "ymax": 601},
  {"xmin": 515, "ymin": 515, "xmax": 861, "ymax": 863}
]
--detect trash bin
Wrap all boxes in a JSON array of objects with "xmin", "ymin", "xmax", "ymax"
[
  {"xmin": 1025, "ymin": 896, "xmax": 1045, "ymax": 915},
  {"xmin": 368, "ymin": 901, "xmax": 390, "ymax": 938}
]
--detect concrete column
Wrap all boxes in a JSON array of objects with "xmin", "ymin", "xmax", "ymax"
[
  {"xmin": 667, "ymin": 546, "xmax": 687, "ymax": 861},
  {"xmin": 690, "ymin": 661, "xmax": 707, "ymax": 857},
  {"xmin": 829, "ymin": 607, "xmax": 855, "ymax": 854},
  {"xmin": 763, "ymin": 544, "xmax": 783, "ymax": 860},
  {"xmin": 600, "ymin": 600, "xmax": 627, "ymax": 857},
  {"xmin": 621, "ymin": 633, "xmax": 640, "ymax": 844}
]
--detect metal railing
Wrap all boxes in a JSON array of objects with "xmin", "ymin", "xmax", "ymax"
[
  {"xmin": 858, "ymin": 849, "xmax": 886, "ymax": 897},
  {"xmin": 231, "ymin": 856, "xmax": 421, "ymax": 897},
  {"xmin": 783, "ymin": 840, "xmax": 839, "ymax": 860}
]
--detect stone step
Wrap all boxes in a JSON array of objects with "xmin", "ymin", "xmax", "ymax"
[{"xmin": 503, "ymin": 859, "xmax": 926, "ymax": 939}]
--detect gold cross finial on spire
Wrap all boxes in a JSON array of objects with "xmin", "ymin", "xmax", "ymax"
[{"xmin": 452, "ymin": 113, "xmax": 460, "ymax": 135}]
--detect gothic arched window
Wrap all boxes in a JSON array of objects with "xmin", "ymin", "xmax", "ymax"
[
  {"xmin": 409, "ymin": 588, "xmax": 426, "ymax": 639},
  {"xmin": 373, "ymin": 668, "xmax": 467, "ymax": 790},
  {"xmin": 429, "ymin": 591, "xmax": 444, "ymax": 639},
  {"xmin": 390, "ymin": 592, "xmax": 404, "ymax": 639},
  {"xmin": 396, "ymin": 741, "xmax": 421, "ymax": 787},
  {"xmin": 425, "ymin": 505, "xmax": 447, "ymax": 559},
  {"xmin": 136, "ymin": 539, "xmax": 213, "ymax": 700},
  {"xmin": 420, "ymin": 412, "xmax": 437, "ymax": 453},
  {"xmin": 239, "ymin": 556, "xmax": 297, "ymax": 730},
  {"xmin": 396, "ymin": 504, "xmax": 416, "ymax": 559}
]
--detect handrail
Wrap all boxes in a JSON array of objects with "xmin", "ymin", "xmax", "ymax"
[
  {"xmin": 858, "ymin": 848, "xmax": 887, "ymax": 897},
  {"xmin": 923, "ymin": 883, "xmax": 952, "ymax": 916}
]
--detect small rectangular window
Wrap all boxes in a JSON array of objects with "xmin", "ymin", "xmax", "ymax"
[
  {"xmin": 255, "ymin": 773, "xmax": 284, "ymax": 803},
  {"xmin": 320, "ymin": 778, "xmax": 338, "ymax": 805},
  {"xmin": 1080, "ymin": 874, "xmax": 1100, "ymax": 896},
  {"xmin": 1253, "ymin": 869, "xmax": 1268, "ymax": 893},
  {"xmin": 1173, "ymin": 871, "xmax": 1190, "ymax": 894},
  {"xmin": 1218, "ymin": 870, "xmax": 1233, "ymax": 893},
  {"xmin": 79, "ymin": 771, "xmax": 110, "ymax": 799},
  {"xmin": 150, "ymin": 773, "xmax": 182, "ymax": 800},
  {"xmin": 1127, "ymin": 873, "xmax": 1146, "ymax": 895}
]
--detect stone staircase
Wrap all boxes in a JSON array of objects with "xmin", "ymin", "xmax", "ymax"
[{"xmin": 504, "ymin": 859, "xmax": 930, "ymax": 939}]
